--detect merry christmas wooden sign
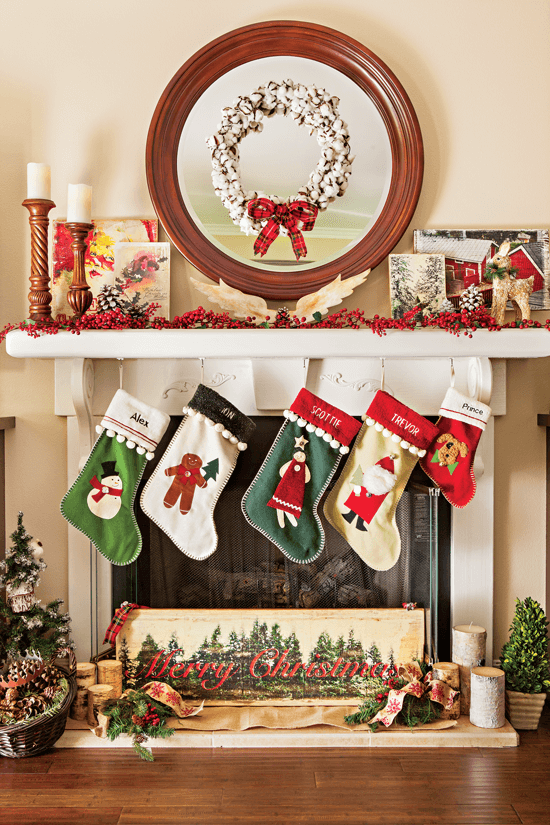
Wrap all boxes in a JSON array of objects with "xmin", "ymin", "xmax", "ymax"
[{"xmin": 116, "ymin": 608, "xmax": 425, "ymax": 705}]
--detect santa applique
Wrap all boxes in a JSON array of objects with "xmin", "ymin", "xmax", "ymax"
[
  {"xmin": 87, "ymin": 461, "xmax": 123, "ymax": 520},
  {"xmin": 267, "ymin": 435, "xmax": 311, "ymax": 528},
  {"xmin": 341, "ymin": 455, "xmax": 397, "ymax": 531}
]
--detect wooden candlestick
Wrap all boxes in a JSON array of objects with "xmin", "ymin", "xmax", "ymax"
[
  {"xmin": 452, "ymin": 624, "xmax": 487, "ymax": 715},
  {"xmin": 22, "ymin": 198, "xmax": 56, "ymax": 321},
  {"xmin": 65, "ymin": 221, "xmax": 93, "ymax": 319}
]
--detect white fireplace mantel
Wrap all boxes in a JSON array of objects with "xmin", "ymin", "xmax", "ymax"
[{"xmin": 9, "ymin": 326, "xmax": 549, "ymax": 662}]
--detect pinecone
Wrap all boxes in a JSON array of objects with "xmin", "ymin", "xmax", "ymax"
[
  {"xmin": 16, "ymin": 694, "xmax": 47, "ymax": 719},
  {"xmin": 32, "ymin": 665, "xmax": 60, "ymax": 691},
  {"xmin": 459, "ymin": 284, "xmax": 484, "ymax": 313},
  {"xmin": 7, "ymin": 659, "xmax": 42, "ymax": 684},
  {"xmin": 96, "ymin": 285, "xmax": 123, "ymax": 314},
  {"xmin": 132, "ymin": 714, "xmax": 145, "ymax": 727},
  {"xmin": 437, "ymin": 298, "xmax": 456, "ymax": 314},
  {"xmin": 274, "ymin": 307, "xmax": 299, "ymax": 328},
  {"xmin": 134, "ymin": 732, "xmax": 147, "ymax": 744},
  {"xmin": 125, "ymin": 304, "xmax": 148, "ymax": 322},
  {"xmin": 43, "ymin": 685, "xmax": 59, "ymax": 702}
]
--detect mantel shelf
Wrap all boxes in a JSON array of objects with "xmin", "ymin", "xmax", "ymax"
[{"xmin": 6, "ymin": 327, "xmax": 550, "ymax": 360}]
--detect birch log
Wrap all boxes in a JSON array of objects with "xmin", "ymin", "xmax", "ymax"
[
  {"xmin": 70, "ymin": 662, "xmax": 96, "ymax": 721},
  {"xmin": 97, "ymin": 660, "xmax": 123, "ymax": 699},
  {"xmin": 470, "ymin": 667, "xmax": 505, "ymax": 728},
  {"xmin": 87, "ymin": 684, "xmax": 116, "ymax": 727},
  {"xmin": 432, "ymin": 662, "xmax": 461, "ymax": 720},
  {"xmin": 452, "ymin": 624, "xmax": 486, "ymax": 715}
]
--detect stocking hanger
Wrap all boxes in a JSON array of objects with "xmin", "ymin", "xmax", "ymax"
[
  {"xmin": 199, "ymin": 357, "xmax": 205, "ymax": 385},
  {"xmin": 117, "ymin": 358, "xmax": 124, "ymax": 389},
  {"xmin": 380, "ymin": 358, "xmax": 385, "ymax": 392},
  {"xmin": 450, "ymin": 358, "xmax": 455, "ymax": 388}
]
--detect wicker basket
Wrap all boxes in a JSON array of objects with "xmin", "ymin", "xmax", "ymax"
[{"xmin": 0, "ymin": 655, "xmax": 77, "ymax": 758}]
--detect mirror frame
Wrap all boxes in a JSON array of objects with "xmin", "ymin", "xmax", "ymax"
[{"xmin": 146, "ymin": 21, "xmax": 423, "ymax": 300}]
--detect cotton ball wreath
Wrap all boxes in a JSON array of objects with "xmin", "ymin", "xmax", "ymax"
[{"xmin": 206, "ymin": 79, "xmax": 353, "ymax": 235}]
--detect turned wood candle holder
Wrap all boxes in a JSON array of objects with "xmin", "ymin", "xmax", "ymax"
[
  {"xmin": 65, "ymin": 221, "xmax": 94, "ymax": 319},
  {"xmin": 22, "ymin": 198, "xmax": 56, "ymax": 321}
]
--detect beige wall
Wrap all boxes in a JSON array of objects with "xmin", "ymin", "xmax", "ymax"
[{"xmin": 1, "ymin": 0, "xmax": 549, "ymax": 656}]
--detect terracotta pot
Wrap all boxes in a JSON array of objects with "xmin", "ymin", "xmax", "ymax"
[{"xmin": 505, "ymin": 689, "xmax": 547, "ymax": 730}]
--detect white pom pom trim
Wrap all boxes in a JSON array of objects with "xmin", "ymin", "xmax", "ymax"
[
  {"xmin": 400, "ymin": 440, "xmax": 410, "ymax": 449},
  {"xmin": 106, "ymin": 430, "xmax": 116, "ymax": 438},
  {"xmin": 297, "ymin": 418, "xmax": 307, "ymax": 428},
  {"xmin": 409, "ymin": 445, "xmax": 419, "ymax": 455},
  {"xmin": 96, "ymin": 424, "xmax": 104, "ymax": 435},
  {"xmin": 418, "ymin": 449, "xmax": 426, "ymax": 458},
  {"xmin": 182, "ymin": 406, "xmax": 190, "ymax": 415},
  {"xmin": 289, "ymin": 412, "xmax": 298, "ymax": 422},
  {"xmin": 187, "ymin": 408, "xmax": 197, "ymax": 416},
  {"xmin": 339, "ymin": 445, "xmax": 349, "ymax": 454},
  {"xmin": 374, "ymin": 423, "xmax": 384, "ymax": 432},
  {"xmin": 195, "ymin": 412, "xmax": 204, "ymax": 422},
  {"xmin": 146, "ymin": 451, "xmax": 155, "ymax": 460},
  {"xmin": 136, "ymin": 447, "xmax": 146, "ymax": 455},
  {"xmin": 366, "ymin": 418, "xmax": 375, "ymax": 426},
  {"xmin": 222, "ymin": 429, "xmax": 231, "ymax": 439},
  {"xmin": 322, "ymin": 432, "xmax": 332, "ymax": 442},
  {"xmin": 237, "ymin": 442, "xmax": 247, "ymax": 451},
  {"xmin": 214, "ymin": 423, "xmax": 224, "ymax": 432},
  {"xmin": 230, "ymin": 435, "xmax": 238, "ymax": 444},
  {"xmin": 306, "ymin": 423, "xmax": 315, "ymax": 432},
  {"xmin": 116, "ymin": 434, "xmax": 125, "ymax": 443},
  {"xmin": 126, "ymin": 441, "xmax": 136, "ymax": 449},
  {"xmin": 382, "ymin": 428, "xmax": 391, "ymax": 438},
  {"xmin": 330, "ymin": 439, "xmax": 340, "ymax": 449},
  {"xmin": 391, "ymin": 433, "xmax": 401, "ymax": 443},
  {"xmin": 205, "ymin": 417, "xmax": 214, "ymax": 427}
]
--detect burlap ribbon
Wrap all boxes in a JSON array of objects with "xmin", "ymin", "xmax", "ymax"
[
  {"xmin": 247, "ymin": 198, "xmax": 318, "ymax": 260},
  {"xmin": 369, "ymin": 662, "xmax": 460, "ymax": 728}
]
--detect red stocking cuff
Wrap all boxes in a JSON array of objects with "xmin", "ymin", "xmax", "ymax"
[
  {"xmin": 289, "ymin": 389, "xmax": 361, "ymax": 448},
  {"xmin": 365, "ymin": 390, "xmax": 438, "ymax": 454}
]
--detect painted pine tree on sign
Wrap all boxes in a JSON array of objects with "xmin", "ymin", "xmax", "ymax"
[{"xmin": 389, "ymin": 253, "xmax": 446, "ymax": 318}]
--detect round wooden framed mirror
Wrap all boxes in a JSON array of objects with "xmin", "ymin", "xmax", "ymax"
[{"xmin": 146, "ymin": 21, "xmax": 423, "ymax": 300}]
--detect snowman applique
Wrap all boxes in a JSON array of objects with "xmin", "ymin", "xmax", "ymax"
[{"xmin": 87, "ymin": 461, "xmax": 123, "ymax": 519}]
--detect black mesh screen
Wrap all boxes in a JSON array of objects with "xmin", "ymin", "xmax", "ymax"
[{"xmin": 115, "ymin": 416, "xmax": 449, "ymax": 645}]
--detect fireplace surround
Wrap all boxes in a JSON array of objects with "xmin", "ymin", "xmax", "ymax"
[{"xmin": 8, "ymin": 326, "xmax": 541, "ymax": 670}]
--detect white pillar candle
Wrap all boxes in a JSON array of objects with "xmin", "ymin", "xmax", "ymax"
[
  {"xmin": 470, "ymin": 666, "xmax": 505, "ymax": 729},
  {"xmin": 452, "ymin": 624, "xmax": 487, "ymax": 715},
  {"xmin": 27, "ymin": 163, "xmax": 51, "ymax": 200},
  {"xmin": 67, "ymin": 183, "xmax": 92, "ymax": 224}
]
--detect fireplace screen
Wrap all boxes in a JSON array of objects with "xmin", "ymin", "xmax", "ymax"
[{"xmin": 113, "ymin": 417, "xmax": 450, "ymax": 661}]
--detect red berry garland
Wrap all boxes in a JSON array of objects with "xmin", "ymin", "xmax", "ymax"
[{"xmin": 0, "ymin": 304, "xmax": 548, "ymax": 344}]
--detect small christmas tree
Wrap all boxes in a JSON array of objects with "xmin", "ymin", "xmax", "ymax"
[
  {"xmin": 500, "ymin": 597, "xmax": 550, "ymax": 694},
  {"xmin": 0, "ymin": 513, "xmax": 72, "ymax": 665},
  {"xmin": 0, "ymin": 512, "xmax": 45, "ymax": 613}
]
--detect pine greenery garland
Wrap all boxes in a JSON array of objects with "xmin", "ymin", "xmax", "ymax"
[
  {"xmin": 102, "ymin": 689, "xmax": 175, "ymax": 760},
  {"xmin": 500, "ymin": 597, "xmax": 550, "ymax": 694}
]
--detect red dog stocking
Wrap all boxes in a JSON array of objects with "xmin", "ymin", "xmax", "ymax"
[
  {"xmin": 420, "ymin": 387, "xmax": 491, "ymax": 507},
  {"xmin": 324, "ymin": 390, "xmax": 438, "ymax": 571}
]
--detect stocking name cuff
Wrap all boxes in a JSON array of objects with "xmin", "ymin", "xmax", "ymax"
[
  {"xmin": 365, "ymin": 390, "xmax": 438, "ymax": 454},
  {"xmin": 288, "ymin": 389, "xmax": 361, "ymax": 450},
  {"xmin": 185, "ymin": 384, "xmax": 256, "ymax": 447},
  {"xmin": 100, "ymin": 390, "xmax": 170, "ymax": 456},
  {"xmin": 439, "ymin": 388, "xmax": 492, "ymax": 431}
]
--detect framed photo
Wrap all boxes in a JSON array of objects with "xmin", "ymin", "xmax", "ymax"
[
  {"xmin": 114, "ymin": 242, "xmax": 170, "ymax": 318},
  {"xmin": 51, "ymin": 218, "xmax": 158, "ymax": 321},
  {"xmin": 389, "ymin": 253, "xmax": 446, "ymax": 318},
  {"xmin": 414, "ymin": 229, "xmax": 550, "ymax": 310}
]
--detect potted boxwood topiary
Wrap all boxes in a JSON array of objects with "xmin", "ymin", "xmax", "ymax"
[{"xmin": 500, "ymin": 597, "xmax": 550, "ymax": 730}]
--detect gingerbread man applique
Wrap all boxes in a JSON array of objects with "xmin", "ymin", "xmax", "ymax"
[{"xmin": 164, "ymin": 453, "xmax": 207, "ymax": 515}]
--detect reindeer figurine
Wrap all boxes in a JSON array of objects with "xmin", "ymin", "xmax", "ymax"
[{"xmin": 489, "ymin": 240, "xmax": 533, "ymax": 325}]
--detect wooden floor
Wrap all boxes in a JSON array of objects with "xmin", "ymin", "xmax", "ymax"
[{"xmin": 1, "ymin": 706, "xmax": 549, "ymax": 825}]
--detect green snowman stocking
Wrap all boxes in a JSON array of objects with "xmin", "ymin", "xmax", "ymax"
[
  {"xmin": 242, "ymin": 389, "xmax": 361, "ymax": 564},
  {"xmin": 61, "ymin": 390, "xmax": 170, "ymax": 566}
]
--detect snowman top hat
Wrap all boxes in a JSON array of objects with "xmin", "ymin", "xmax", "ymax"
[{"xmin": 100, "ymin": 461, "xmax": 120, "ymax": 480}]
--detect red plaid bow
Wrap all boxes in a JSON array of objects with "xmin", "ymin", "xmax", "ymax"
[
  {"xmin": 247, "ymin": 198, "xmax": 318, "ymax": 260},
  {"xmin": 103, "ymin": 602, "xmax": 149, "ymax": 646}
]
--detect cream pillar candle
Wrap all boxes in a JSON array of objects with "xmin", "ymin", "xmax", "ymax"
[
  {"xmin": 67, "ymin": 183, "xmax": 92, "ymax": 224},
  {"xmin": 97, "ymin": 660, "xmax": 123, "ymax": 699},
  {"xmin": 70, "ymin": 661, "xmax": 97, "ymax": 721},
  {"xmin": 470, "ymin": 666, "xmax": 505, "ymax": 728},
  {"xmin": 452, "ymin": 624, "xmax": 487, "ymax": 715},
  {"xmin": 27, "ymin": 163, "xmax": 51, "ymax": 200}
]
